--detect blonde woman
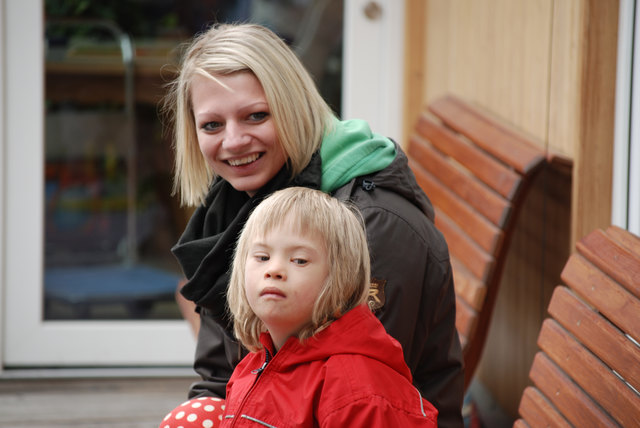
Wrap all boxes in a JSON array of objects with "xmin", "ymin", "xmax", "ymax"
[{"xmin": 162, "ymin": 23, "xmax": 463, "ymax": 428}]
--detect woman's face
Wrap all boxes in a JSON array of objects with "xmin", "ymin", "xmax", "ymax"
[{"xmin": 191, "ymin": 72, "xmax": 287, "ymax": 196}]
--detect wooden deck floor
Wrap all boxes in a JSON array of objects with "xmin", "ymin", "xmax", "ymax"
[
  {"xmin": 0, "ymin": 371, "xmax": 513, "ymax": 427},
  {"xmin": 0, "ymin": 370, "xmax": 198, "ymax": 427}
]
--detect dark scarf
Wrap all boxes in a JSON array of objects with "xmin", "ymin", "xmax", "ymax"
[{"xmin": 171, "ymin": 153, "xmax": 322, "ymax": 328}]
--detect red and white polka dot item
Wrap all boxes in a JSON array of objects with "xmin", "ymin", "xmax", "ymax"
[{"xmin": 160, "ymin": 397, "xmax": 225, "ymax": 428}]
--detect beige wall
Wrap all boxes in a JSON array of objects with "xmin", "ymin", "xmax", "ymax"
[{"xmin": 404, "ymin": 0, "xmax": 619, "ymax": 418}]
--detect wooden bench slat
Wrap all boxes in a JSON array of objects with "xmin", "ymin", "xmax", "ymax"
[
  {"xmin": 512, "ymin": 419, "xmax": 530, "ymax": 428},
  {"xmin": 450, "ymin": 257, "xmax": 487, "ymax": 311},
  {"xmin": 537, "ymin": 319, "xmax": 640, "ymax": 428},
  {"xmin": 577, "ymin": 228, "xmax": 640, "ymax": 299},
  {"xmin": 407, "ymin": 95, "xmax": 547, "ymax": 388},
  {"xmin": 606, "ymin": 224, "xmax": 640, "ymax": 255},
  {"xmin": 457, "ymin": 332, "xmax": 468, "ymax": 351},
  {"xmin": 517, "ymin": 386, "xmax": 572, "ymax": 428},
  {"xmin": 528, "ymin": 351, "xmax": 618, "ymax": 428},
  {"xmin": 413, "ymin": 114, "xmax": 522, "ymax": 199},
  {"xmin": 428, "ymin": 95, "xmax": 546, "ymax": 175},
  {"xmin": 408, "ymin": 135, "xmax": 511, "ymax": 227},
  {"xmin": 561, "ymin": 253, "xmax": 640, "ymax": 341},
  {"xmin": 518, "ymin": 227, "xmax": 640, "ymax": 428},
  {"xmin": 409, "ymin": 156, "xmax": 504, "ymax": 253},
  {"xmin": 433, "ymin": 208, "xmax": 494, "ymax": 281},
  {"xmin": 454, "ymin": 295, "xmax": 476, "ymax": 345},
  {"xmin": 548, "ymin": 286, "xmax": 640, "ymax": 391}
]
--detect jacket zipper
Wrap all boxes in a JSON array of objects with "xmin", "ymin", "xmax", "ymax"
[
  {"xmin": 229, "ymin": 348, "xmax": 273, "ymax": 426},
  {"xmin": 251, "ymin": 348, "xmax": 271, "ymax": 378}
]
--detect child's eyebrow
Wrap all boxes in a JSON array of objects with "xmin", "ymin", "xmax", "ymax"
[
  {"xmin": 248, "ymin": 241, "xmax": 270, "ymax": 250},
  {"xmin": 249, "ymin": 240, "xmax": 320, "ymax": 254}
]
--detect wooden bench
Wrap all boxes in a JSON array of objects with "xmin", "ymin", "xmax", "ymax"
[
  {"xmin": 515, "ymin": 226, "xmax": 640, "ymax": 427},
  {"xmin": 407, "ymin": 94, "xmax": 546, "ymax": 388}
]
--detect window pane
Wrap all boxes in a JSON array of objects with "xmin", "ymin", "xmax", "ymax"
[{"xmin": 43, "ymin": 0, "xmax": 343, "ymax": 320}]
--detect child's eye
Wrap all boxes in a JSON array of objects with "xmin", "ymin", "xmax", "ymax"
[
  {"xmin": 292, "ymin": 258, "xmax": 308, "ymax": 266},
  {"xmin": 253, "ymin": 254, "xmax": 269, "ymax": 262}
]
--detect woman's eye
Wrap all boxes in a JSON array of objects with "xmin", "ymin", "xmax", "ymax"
[
  {"xmin": 202, "ymin": 121, "xmax": 222, "ymax": 132},
  {"xmin": 248, "ymin": 112, "xmax": 269, "ymax": 122},
  {"xmin": 292, "ymin": 258, "xmax": 308, "ymax": 266}
]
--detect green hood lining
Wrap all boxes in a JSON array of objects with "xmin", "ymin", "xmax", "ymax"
[{"xmin": 320, "ymin": 118, "xmax": 396, "ymax": 193}]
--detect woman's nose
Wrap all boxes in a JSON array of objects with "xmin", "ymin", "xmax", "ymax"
[{"xmin": 223, "ymin": 122, "xmax": 250, "ymax": 151}]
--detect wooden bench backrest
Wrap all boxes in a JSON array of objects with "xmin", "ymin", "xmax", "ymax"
[
  {"xmin": 515, "ymin": 226, "xmax": 640, "ymax": 428},
  {"xmin": 407, "ymin": 94, "xmax": 546, "ymax": 387}
]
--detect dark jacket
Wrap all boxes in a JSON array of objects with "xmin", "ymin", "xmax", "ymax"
[
  {"xmin": 174, "ymin": 141, "xmax": 464, "ymax": 428},
  {"xmin": 221, "ymin": 304, "xmax": 438, "ymax": 427}
]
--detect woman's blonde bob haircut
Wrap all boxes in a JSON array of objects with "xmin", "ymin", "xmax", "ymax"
[
  {"xmin": 227, "ymin": 187, "xmax": 371, "ymax": 352},
  {"xmin": 164, "ymin": 23, "xmax": 336, "ymax": 207}
]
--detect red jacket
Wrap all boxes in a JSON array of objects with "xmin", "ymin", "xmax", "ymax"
[{"xmin": 221, "ymin": 304, "xmax": 438, "ymax": 427}]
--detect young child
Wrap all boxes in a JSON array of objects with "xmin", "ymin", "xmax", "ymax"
[{"xmin": 221, "ymin": 187, "xmax": 438, "ymax": 427}]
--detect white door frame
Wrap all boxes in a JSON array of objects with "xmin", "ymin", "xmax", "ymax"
[
  {"xmin": 2, "ymin": 0, "xmax": 195, "ymax": 367},
  {"xmin": 343, "ymin": 0, "xmax": 405, "ymax": 142},
  {"xmin": 0, "ymin": 0, "xmax": 7, "ymax": 373},
  {"xmin": 613, "ymin": 0, "xmax": 639, "ymax": 235}
]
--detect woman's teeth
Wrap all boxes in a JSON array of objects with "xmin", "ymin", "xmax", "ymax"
[{"xmin": 228, "ymin": 153, "xmax": 259, "ymax": 166}]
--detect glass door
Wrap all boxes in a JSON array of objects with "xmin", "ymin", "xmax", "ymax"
[{"xmin": 3, "ymin": 0, "xmax": 402, "ymax": 367}]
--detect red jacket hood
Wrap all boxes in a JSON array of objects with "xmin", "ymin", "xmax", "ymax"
[
  {"xmin": 223, "ymin": 304, "xmax": 438, "ymax": 427},
  {"xmin": 258, "ymin": 304, "xmax": 413, "ymax": 382}
]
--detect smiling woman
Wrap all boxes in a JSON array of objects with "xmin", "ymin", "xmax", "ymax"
[{"xmin": 163, "ymin": 21, "xmax": 463, "ymax": 428}]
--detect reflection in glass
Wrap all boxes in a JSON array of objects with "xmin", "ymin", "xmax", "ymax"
[{"xmin": 43, "ymin": 0, "xmax": 343, "ymax": 321}]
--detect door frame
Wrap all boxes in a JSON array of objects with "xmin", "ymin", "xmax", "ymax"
[
  {"xmin": 342, "ymin": 0, "xmax": 405, "ymax": 141},
  {"xmin": 613, "ymin": 0, "xmax": 639, "ymax": 235},
  {"xmin": 1, "ymin": 0, "xmax": 195, "ymax": 368}
]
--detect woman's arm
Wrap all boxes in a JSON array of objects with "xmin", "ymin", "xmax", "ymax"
[{"xmin": 358, "ymin": 192, "xmax": 465, "ymax": 428}]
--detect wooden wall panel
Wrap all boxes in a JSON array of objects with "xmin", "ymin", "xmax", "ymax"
[
  {"xmin": 570, "ymin": 0, "xmax": 618, "ymax": 246},
  {"xmin": 403, "ymin": 0, "xmax": 427, "ymax": 148},
  {"xmin": 403, "ymin": 0, "xmax": 619, "ymax": 419},
  {"xmin": 418, "ymin": 0, "xmax": 553, "ymax": 145},
  {"xmin": 547, "ymin": 0, "xmax": 584, "ymax": 159}
]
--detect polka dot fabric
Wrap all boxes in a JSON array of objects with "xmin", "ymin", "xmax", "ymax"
[{"xmin": 160, "ymin": 397, "xmax": 225, "ymax": 428}]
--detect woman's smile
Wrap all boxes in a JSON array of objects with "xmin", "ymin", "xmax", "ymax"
[{"xmin": 227, "ymin": 153, "xmax": 262, "ymax": 167}]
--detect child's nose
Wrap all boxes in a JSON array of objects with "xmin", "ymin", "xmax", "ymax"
[{"xmin": 264, "ymin": 261, "xmax": 286, "ymax": 280}]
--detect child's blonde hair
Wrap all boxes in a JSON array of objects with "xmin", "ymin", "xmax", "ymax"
[
  {"xmin": 163, "ymin": 23, "xmax": 336, "ymax": 207},
  {"xmin": 227, "ymin": 187, "xmax": 371, "ymax": 351}
]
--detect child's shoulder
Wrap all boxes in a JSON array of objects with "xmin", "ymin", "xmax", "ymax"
[
  {"xmin": 321, "ymin": 352, "xmax": 413, "ymax": 398},
  {"xmin": 318, "ymin": 354, "xmax": 437, "ymax": 426}
]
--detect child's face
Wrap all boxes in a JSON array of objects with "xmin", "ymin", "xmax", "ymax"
[
  {"xmin": 244, "ymin": 221, "xmax": 330, "ymax": 350},
  {"xmin": 191, "ymin": 71, "xmax": 287, "ymax": 196}
]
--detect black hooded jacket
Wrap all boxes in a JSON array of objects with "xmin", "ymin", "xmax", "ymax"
[{"xmin": 173, "ymin": 143, "xmax": 464, "ymax": 428}]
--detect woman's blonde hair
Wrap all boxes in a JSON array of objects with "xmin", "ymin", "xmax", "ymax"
[
  {"xmin": 163, "ymin": 23, "xmax": 336, "ymax": 207},
  {"xmin": 227, "ymin": 187, "xmax": 371, "ymax": 351}
]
